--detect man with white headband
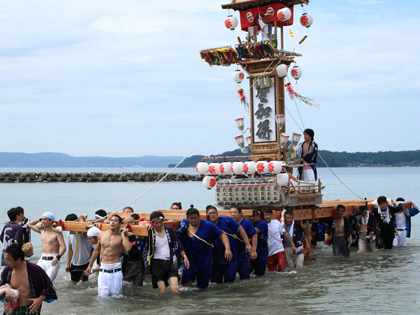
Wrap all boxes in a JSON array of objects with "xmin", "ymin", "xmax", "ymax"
[
  {"xmin": 392, "ymin": 198, "xmax": 414, "ymax": 247},
  {"xmin": 84, "ymin": 215, "xmax": 131, "ymax": 296},
  {"xmin": 27, "ymin": 212, "xmax": 66, "ymax": 281},
  {"xmin": 87, "ymin": 227, "xmax": 101, "ymax": 274}
]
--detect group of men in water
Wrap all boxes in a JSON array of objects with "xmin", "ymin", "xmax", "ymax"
[
  {"xmin": 0, "ymin": 197, "xmax": 418, "ymax": 314},
  {"xmin": 327, "ymin": 196, "xmax": 418, "ymax": 257}
]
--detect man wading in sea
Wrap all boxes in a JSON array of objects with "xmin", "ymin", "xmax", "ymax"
[
  {"xmin": 27, "ymin": 212, "xmax": 66, "ymax": 282},
  {"xmin": 177, "ymin": 206, "xmax": 232, "ymax": 290},
  {"xmin": 0, "ymin": 244, "xmax": 57, "ymax": 314},
  {"xmin": 330, "ymin": 205, "xmax": 353, "ymax": 257},
  {"xmin": 84, "ymin": 215, "xmax": 132, "ymax": 296}
]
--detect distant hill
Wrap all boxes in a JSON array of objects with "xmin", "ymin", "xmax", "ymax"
[
  {"xmin": 169, "ymin": 149, "xmax": 420, "ymax": 168},
  {"xmin": 0, "ymin": 152, "xmax": 183, "ymax": 168}
]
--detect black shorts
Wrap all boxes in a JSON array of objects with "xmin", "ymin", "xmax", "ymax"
[
  {"xmin": 151, "ymin": 259, "xmax": 179, "ymax": 289},
  {"xmin": 70, "ymin": 262, "xmax": 89, "ymax": 282}
]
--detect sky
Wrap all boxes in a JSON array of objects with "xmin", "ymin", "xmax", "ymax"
[{"xmin": 1, "ymin": 0, "xmax": 419, "ymax": 158}]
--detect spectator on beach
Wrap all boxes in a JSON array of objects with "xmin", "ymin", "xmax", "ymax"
[
  {"xmin": 374, "ymin": 196, "xmax": 396, "ymax": 250},
  {"xmin": 354, "ymin": 206, "xmax": 377, "ymax": 253},
  {"xmin": 145, "ymin": 211, "xmax": 188, "ymax": 295},
  {"xmin": 177, "ymin": 206, "xmax": 232, "ymax": 290},
  {"xmin": 283, "ymin": 210, "xmax": 310, "ymax": 268},
  {"xmin": 249, "ymin": 209, "xmax": 268, "ymax": 277},
  {"xmin": 171, "ymin": 202, "xmax": 182, "ymax": 210},
  {"xmin": 123, "ymin": 207, "xmax": 134, "ymax": 214},
  {"xmin": 122, "ymin": 216, "xmax": 145, "ymax": 287},
  {"xmin": 27, "ymin": 212, "xmax": 66, "ymax": 282},
  {"xmin": 65, "ymin": 214, "xmax": 92, "ymax": 284},
  {"xmin": 292, "ymin": 128, "xmax": 318, "ymax": 181},
  {"xmin": 261, "ymin": 207, "xmax": 294, "ymax": 272},
  {"xmin": 85, "ymin": 215, "xmax": 131, "ymax": 296},
  {"xmin": 206, "ymin": 205, "xmax": 248, "ymax": 284},
  {"xmin": 330, "ymin": 205, "xmax": 353, "ymax": 257},
  {"xmin": 1, "ymin": 208, "xmax": 24, "ymax": 266},
  {"xmin": 230, "ymin": 205, "xmax": 257, "ymax": 280},
  {"xmin": 0, "ymin": 244, "xmax": 57, "ymax": 314},
  {"xmin": 16, "ymin": 206, "xmax": 31, "ymax": 244}
]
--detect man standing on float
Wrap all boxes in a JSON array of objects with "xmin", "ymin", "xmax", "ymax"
[{"xmin": 292, "ymin": 128, "xmax": 318, "ymax": 181}]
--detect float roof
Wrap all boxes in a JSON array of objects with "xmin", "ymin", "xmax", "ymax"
[{"xmin": 221, "ymin": 0, "xmax": 309, "ymax": 10}]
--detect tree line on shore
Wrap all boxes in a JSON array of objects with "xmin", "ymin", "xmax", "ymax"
[{"xmin": 168, "ymin": 149, "xmax": 420, "ymax": 168}]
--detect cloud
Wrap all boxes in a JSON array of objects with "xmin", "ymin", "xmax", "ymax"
[{"xmin": 0, "ymin": 0, "xmax": 419, "ymax": 157}]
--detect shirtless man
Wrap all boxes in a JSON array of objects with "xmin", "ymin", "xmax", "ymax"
[
  {"xmin": 27, "ymin": 212, "xmax": 66, "ymax": 281},
  {"xmin": 84, "ymin": 215, "xmax": 132, "ymax": 296},
  {"xmin": 331, "ymin": 205, "xmax": 353, "ymax": 257},
  {"xmin": 0, "ymin": 244, "xmax": 57, "ymax": 314}
]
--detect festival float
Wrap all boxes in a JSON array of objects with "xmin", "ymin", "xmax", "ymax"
[{"xmin": 61, "ymin": 0, "xmax": 375, "ymax": 260}]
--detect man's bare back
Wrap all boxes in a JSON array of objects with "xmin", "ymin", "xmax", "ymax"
[{"xmin": 99, "ymin": 231, "xmax": 124, "ymax": 264}]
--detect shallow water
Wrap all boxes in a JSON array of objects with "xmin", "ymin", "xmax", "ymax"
[{"xmin": 1, "ymin": 167, "xmax": 419, "ymax": 314}]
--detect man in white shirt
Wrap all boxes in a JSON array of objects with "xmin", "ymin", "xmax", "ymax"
[
  {"xmin": 65, "ymin": 214, "xmax": 92, "ymax": 284},
  {"xmin": 393, "ymin": 198, "xmax": 411, "ymax": 247},
  {"xmin": 261, "ymin": 208, "xmax": 295, "ymax": 272}
]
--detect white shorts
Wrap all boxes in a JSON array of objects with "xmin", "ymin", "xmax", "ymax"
[
  {"xmin": 98, "ymin": 262, "xmax": 123, "ymax": 296},
  {"xmin": 393, "ymin": 230, "xmax": 406, "ymax": 247},
  {"xmin": 38, "ymin": 254, "xmax": 60, "ymax": 282},
  {"xmin": 302, "ymin": 168, "xmax": 315, "ymax": 181}
]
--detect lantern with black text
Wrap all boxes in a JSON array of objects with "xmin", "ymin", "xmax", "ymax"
[
  {"xmin": 280, "ymin": 133, "xmax": 289, "ymax": 148},
  {"xmin": 291, "ymin": 66, "xmax": 302, "ymax": 80},
  {"xmin": 235, "ymin": 118, "xmax": 244, "ymax": 133},
  {"xmin": 300, "ymin": 13, "xmax": 313, "ymax": 28},
  {"xmin": 203, "ymin": 176, "xmax": 217, "ymax": 189},
  {"xmin": 235, "ymin": 135, "xmax": 245, "ymax": 149},
  {"xmin": 225, "ymin": 15, "xmax": 238, "ymax": 30},
  {"xmin": 196, "ymin": 162, "xmax": 209, "ymax": 175},
  {"xmin": 233, "ymin": 70, "xmax": 245, "ymax": 83},
  {"xmin": 277, "ymin": 7, "xmax": 291, "ymax": 23},
  {"xmin": 275, "ymin": 114, "xmax": 285, "ymax": 131}
]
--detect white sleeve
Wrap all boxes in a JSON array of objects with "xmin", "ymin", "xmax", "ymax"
[{"xmin": 279, "ymin": 223, "xmax": 285, "ymax": 235}]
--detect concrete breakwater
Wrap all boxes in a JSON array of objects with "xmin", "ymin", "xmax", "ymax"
[{"xmin": 0, "ymin": 172, "xmax": 232, "ymax": 183}]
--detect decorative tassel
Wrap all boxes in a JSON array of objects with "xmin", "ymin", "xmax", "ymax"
[{"xmin": 285, "ymin": 83, "xmax": 320, "ymax": 108}]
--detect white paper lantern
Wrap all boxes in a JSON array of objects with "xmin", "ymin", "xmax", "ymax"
[
  {"xmin": 291, "ymin": 66, "xmax": 302, "ymax": 80},
  {"xmin": 246, "ymin": 136, "xmax": 252, "ymax": 146},
  {"xmin": 291, "ymin": 133, "xmax": 301, "ymax": 147},
  {"xmin": 268, "ymin": 161, "xmax": 283, "ymax": 174},
  {"xmin": 276, "ymin": 64, "xmax": 288, "ymax": 78},
  {"xmin": 243, "ymin": 161, "xmax": 256, "ymax": 175},
  {"xmin": 280, "ymin": 133, "xmax": 289, "ymax": 148},
  {"xmin": 277, "ymin": 7, "xmax": 291, "ymax": 23},
  {"xmin": 233, "ymin": 70, "xmax": 245, "ymax": 83},
  {"xmin": 208, "ymin": 162, "xmax": 221, "ymax": 175},
  {"xmin": 276, "ymin": 173, "xmax": 290, "ymax": 186},
  {"xmin": 235, "ymin": 135, "xmax": 245, "ymax": 148},
  {"xmin": 256, "ymin": 161, "xmax": 269, "ymax": 174},
  {"xmin": 203, "ymin": 176, "xmax": 217, "ymax": 189},
  {"xmin": 196, "ymin": 162, "xmax": 209, "ymax": 175},
  {"xmin": 232, "ymin": 162, "xmax": 244, "ymax": 175},
  {"xmin": 220, "ymin": 162, "xmax": 232, "ymax": 175},
  {"xmin": 225, "ymin": 15, "xmax": 238, "ymax": 30},
  {"xmin": 235, "ymin": 118, "xmax": 244, "ymax": 132},
  {"xmin": 275, "ymin": 114, "xmax": 285, "ymax": 131},
  {"xmin": 300, "ymin": 13, "xmax": 313, "ymax": 28}
]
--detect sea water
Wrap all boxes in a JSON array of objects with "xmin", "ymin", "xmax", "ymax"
[{"xmin": 0, "ymin": 167, "xmax": 419, "ymax": 314}]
